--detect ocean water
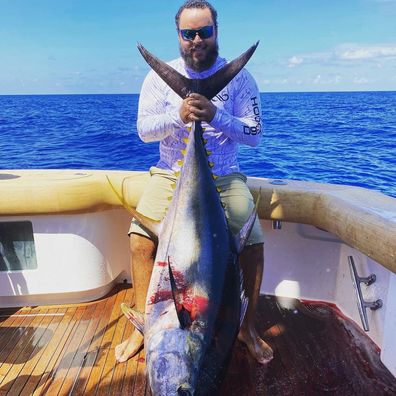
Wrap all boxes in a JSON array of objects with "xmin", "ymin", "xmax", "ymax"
[{"xmin": 0, "ymin": 91, "xmax": 395, "ymax": 198}]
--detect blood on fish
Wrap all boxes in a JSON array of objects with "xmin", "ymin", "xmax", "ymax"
[
  {"xmin": 172, "ymin": 269, "xmax": 186, "ymax": 285},
  {"xmin": 157, "ymin": 260, "xmax": 185, "ymax": 285},
  {"xmin": 149, "ymin": 290, "xmax": 173, "ymax": 305},
  {"xmin": 149, "ymin": 286, "xmax": 209, "ymax": 323},
  {"xmin": 176, "ymin": 289, "xmax": 209, "ymax": 321}
]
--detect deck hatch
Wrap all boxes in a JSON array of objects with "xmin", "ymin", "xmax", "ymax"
[{"xmin": 0, "ymin": 221, "xmax": 37, "ymax": 271}]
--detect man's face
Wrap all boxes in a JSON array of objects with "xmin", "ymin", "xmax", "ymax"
[{"xmin": 178, "ymin": 7, "xmax": 218, "ymax": 72}]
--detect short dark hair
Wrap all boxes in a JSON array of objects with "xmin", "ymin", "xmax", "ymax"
[{"xmin": 175, "ymin": 0, "xmax": 218, "ymax": 31}]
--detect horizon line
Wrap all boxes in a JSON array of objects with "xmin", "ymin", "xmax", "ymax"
[{"xmin": 1, "ymin": 89, "xmax": 396, "ymax": 97}]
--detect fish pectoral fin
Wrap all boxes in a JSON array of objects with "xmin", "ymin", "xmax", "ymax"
[
  {"xmin": 233, "ymin": 188, "xmax": 261, "ymax": 254},
  {"xmin": 106, "ymin": 175, "xmax": 161, "ymax": 238},
  {"xmin": 239, "ymin": 270, "xmax": 249, "ymax": 329},
  {"xmin": 121, "ymin": 303, "xmax": 145, "ymax": 334},
  {"xmin": 168, "ymin": 259, "xmax": 192, "ymax": 329}
]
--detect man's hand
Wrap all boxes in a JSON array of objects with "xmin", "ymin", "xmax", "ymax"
[{"xmin": 180, "ymin": 93, "xmax": 217, "ymax": 124}]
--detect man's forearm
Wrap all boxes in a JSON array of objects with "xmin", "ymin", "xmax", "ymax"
[
  {"xmin": 210, "ymin": 106, "xmax": 262, "ymax": 147},
  {"xmin": 137, "ymin": 111, "xmax": 185, "ymax": 143}
]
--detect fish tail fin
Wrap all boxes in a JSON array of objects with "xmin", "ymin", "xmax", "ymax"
[
  {"xmin": 138, "ymin": 42, "xmax": 259, "ymax": 100},
  {"xmin": 198, "ymin": 41, "xmax": 260, "ymax": 99},
  {"xmin": 138, "ymin": 43, "xmax": 193, "ymax": 98}
]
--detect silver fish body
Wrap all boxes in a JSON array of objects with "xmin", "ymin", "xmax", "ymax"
[
  {"xmin": 144, "ymin": 120, "xmax": 241, "ymax": 395},
  {"xmin": 129, "ymin": 43, "xmax": 260, "ymax": 395}
]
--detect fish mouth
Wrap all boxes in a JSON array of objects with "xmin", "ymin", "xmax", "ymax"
[{"xmin": 177, "ymin": 385, "xmax": 193, "ymax": 396}]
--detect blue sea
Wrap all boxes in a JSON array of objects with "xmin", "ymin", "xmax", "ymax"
[{"xmin": 0, "ymin": 91, "xmax": 395, "ymax": 198}]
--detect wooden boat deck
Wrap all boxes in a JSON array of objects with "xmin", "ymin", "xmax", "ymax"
[{"xmin": 1, "ymin": 284, "xmax": 395, "ymax": 395}]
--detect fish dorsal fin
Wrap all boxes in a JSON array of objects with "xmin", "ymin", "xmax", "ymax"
[
  {"xmin": 121, "ymin": 303, "xmax": 145, "ymax": 334},
  {"xmin": 137, "ymin": 41, "xmax": 259, "ymax": 100},
  {"xmin": 234, "ymin": 188, "xmax": 261, "ymax": 254},
  {"xmin": 106, "ymin": 175, "xmax": 161, "ymax": 238},
  {"xmin": 168, "ymin": 258, "xmax": 192, "ymax": 329}
]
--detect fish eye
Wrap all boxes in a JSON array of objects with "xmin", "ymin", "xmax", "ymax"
[{"xmin": 177, "ymin": 386, "xmax": 192, "ymax": 396}]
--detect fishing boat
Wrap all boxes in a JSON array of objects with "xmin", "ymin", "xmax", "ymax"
[{"xmin": 0, "ymin": 169, "xmax": 395, "ymax": 395}]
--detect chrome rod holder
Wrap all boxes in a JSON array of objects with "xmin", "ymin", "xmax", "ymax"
[
  {"xmin": 272, "ymin": 220, "xmax": 282, "ymax": 230},
  {"xmin": 348, "ymin": 256, "xmax": 383, "ymax": 332}
]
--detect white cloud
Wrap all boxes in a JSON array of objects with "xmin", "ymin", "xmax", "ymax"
[
  {"xmin": 273, "ymin": 78, "xmax": 289, "ymax": 85},
  {"xmin": 313, "ymin": 74, "xmax": 321, "ymax": 84},
  {"xmin": 284, "ymin": 43, "xmax": 396, "ymax": 68},
  {"xmin": 310, "ymin": 74, "xmax": 342, "ymax": 85},
  {"xmin": 260, "ymin": 42, "xmax": 396, "ymax": 91},
  {"xmin": 338, "ymin": 45, "xmax": 396, "ymax": 60},
  {"xmin": 353, "ymin": 77, "xmax": 369, "ymax": 84},
  {"xmin": 288, "ymin": 56, "xmax": 304, "ymax": 68}
]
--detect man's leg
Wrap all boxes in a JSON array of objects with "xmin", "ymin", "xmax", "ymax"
[
  {"xmin": 115, "ymin": 167, "xmax": 175, "ymax": 363},
  {"xmin": 115, "ymin": 233, "xmax": 155, "ymax": 362},
  {"xmin": 237, "ymin": 243, "xmax": 274, "ymax": 365}
]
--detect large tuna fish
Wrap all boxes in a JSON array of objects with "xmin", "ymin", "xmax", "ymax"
[{"xmin": 112, "ymin": 42, "xmax": 259, "ymax": 395}]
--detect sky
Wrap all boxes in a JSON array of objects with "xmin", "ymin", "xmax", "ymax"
[{"xmin": 1, "ymin": 0, "xmax": 396, "ymax": 94}]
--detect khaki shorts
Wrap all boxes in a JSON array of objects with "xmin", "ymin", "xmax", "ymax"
[{"xmin": 129, "ymin": 166, "xmax": 264, "ymax": 246}]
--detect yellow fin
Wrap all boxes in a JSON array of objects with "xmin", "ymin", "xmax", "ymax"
[
  {"xmin": 171, "ymin": 182, "xmax": 177, "ymax": 190},
  {"xmin": 187, "ymin": 127, "xmax": 192, "ymax": 132},
  {"xmin": 216, "ymin": 187, "xmax": 222, "ymax": 193},
  {"xmin": 167, "ymin": 196, "xmax": 173, "ymax": 201},
  {"xmin": 202, "ymin": 139, "xmax": 208, "ymax": 145},
  {"xmin": 177, "ymin": 160, "xmax": 183, "ymax": 166},
  {"xmin": 212, "ymin": 174, "xmax": 218, "ymax": 180},
  {"xmin": 208, "ymin": 161, "xmax": 214, "ymax": 168},
  {"xmin": 206, "ymin": 150, "xmax": 212, "ymax": 156},
  {"xmin": 174, "ymin": 171, "xmax": 181, "ymax": 177},
  {"xmin": 181, "ymin": 149, "xmax": 187, "ymax": 155},
  {"xmin": 183, "ymin": 138, "xmax": 189, "ymax": 144}
]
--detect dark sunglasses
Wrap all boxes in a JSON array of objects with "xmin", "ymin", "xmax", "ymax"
[{"xmin": 179, "ymin": 25, "xmax": 214, "ymax": 41}]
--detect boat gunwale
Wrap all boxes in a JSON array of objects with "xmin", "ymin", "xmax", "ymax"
[{"xmin": 0, "ymin": 169, "xmax": 395, "ymax": 274}]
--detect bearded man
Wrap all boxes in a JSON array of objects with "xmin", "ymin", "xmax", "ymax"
[{"xmin": 115, "ymin": 0, "xmax": 273, "ymax": 365}]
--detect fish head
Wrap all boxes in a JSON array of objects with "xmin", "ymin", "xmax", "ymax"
[{"xmin": 147, "ymin": 328, "xmax": 204, "ymax": 395}]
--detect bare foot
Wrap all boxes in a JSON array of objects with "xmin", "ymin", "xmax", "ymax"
[
  {"xmin": 115, "ymin": 329, "xmax": 144, "ymax": 363},
  {"xmin": 238, "ymin": 327, "xmax": 273, "ymax": 365}
]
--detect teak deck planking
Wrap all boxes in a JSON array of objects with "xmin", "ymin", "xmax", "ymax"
[{"xmin": 1, "ymin": 284, "xmax": 395, "ymax": 395}]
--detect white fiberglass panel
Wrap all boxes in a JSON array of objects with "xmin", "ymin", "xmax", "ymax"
[
  {"xmin": 381, "ymin": 273, "xmax": 396, "ymax": 377},
  {"xmin": 0, "ymin": 209, "xmax": 131, "ymax": 303}
]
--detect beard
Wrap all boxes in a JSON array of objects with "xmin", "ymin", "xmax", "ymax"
[{"xmin": 180, "ymin": 40, "xmax": 219, "ymax": 72}]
